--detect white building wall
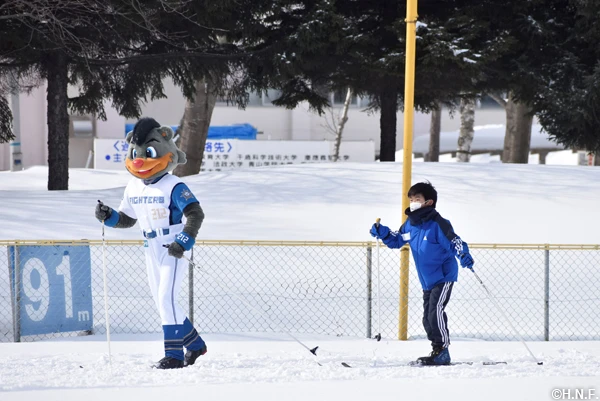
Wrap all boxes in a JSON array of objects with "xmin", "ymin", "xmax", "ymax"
[{"xmin": 0, "ymin": 85, "xmax": 47, "ymax": 171}]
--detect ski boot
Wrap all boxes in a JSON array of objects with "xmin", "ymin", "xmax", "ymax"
[{"xmin": 415, "ymin": 346, "xmax": 451, "ymax": 366}]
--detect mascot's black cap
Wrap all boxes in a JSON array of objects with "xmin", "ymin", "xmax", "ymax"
[{"xmin": 131, "ymin": 117, "xmax": 161, "ymax": 146}]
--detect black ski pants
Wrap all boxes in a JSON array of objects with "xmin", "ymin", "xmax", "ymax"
[{"xmin": 422, "ymin": 281, "xmax": 454, "ymax": 349}]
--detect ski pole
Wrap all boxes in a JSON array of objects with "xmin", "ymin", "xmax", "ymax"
[
  {"xmin": 469, "ymin": 268, "xmax": 543, "ymax": 365},
  {"xmin": 99, "ymin": 201, "xmax": 113, "ymax": 371},
  {"xmin": 163, "ymin": 245, "xmax": 320, "ymax": 361},
  {"xmin": 374, "ymin": 218, "xmax": 381, "ymax": 342}
]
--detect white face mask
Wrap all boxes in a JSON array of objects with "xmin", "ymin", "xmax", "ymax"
[{"xmin": 410, "ymin": 202, "xmax": 423, "ymax": 212}]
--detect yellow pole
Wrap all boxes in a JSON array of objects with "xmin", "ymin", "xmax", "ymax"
[{"xmin": 398, "ymin": 0, "xmax": 418, "ymax": 341}]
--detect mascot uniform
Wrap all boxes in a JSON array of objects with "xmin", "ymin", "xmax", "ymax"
[{"xmin": 95, "ymin": 117, "xmax": 207, "ymax": 369}]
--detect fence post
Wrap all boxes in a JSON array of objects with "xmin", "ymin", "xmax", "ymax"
[
  {"xmin": 398, "ymin": 247, "xmax": 410, "ymax": 340},
  {"xmin": 366, "ymin": 246, "xmax": 372, "ymax": 339},
  {"xmin": 544, "ymin": 247, "xmax": 550, "ymax": 341},
  {"xmin": 188, "ymin": 247, "xmax": 194, "ymax": 325},
  {"xmin": 13, "ymin": 246, "xmax": 21, "ymax": 343}
]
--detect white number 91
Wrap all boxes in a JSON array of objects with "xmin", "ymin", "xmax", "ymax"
[
  {"xmin": 21, "ymin": 254, "xmax": 73, "ymax": 322},
  {"xmin": 22, "ymin": 258, "xmax": 50, "ymax": 322}
]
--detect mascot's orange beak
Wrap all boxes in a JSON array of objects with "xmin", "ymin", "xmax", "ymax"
[{"xmin": 126, "ymin": 152, "xmax": 174, "ymax": 179}]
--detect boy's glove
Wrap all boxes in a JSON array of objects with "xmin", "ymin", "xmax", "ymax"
[
  {"xmin": 369, "ymin": 223, "xmax": 390, "ymax": 240},
  {"xmin": 459, "ymin": 252, "xmax": 474, "ymax": 269}
]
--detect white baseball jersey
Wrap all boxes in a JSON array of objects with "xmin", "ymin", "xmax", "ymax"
[{"xmin": 118, "ymin": 173, "xmax": 198, "ymax": 236}]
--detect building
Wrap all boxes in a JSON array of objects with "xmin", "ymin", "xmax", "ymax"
[{"xmin": 0, "ymin": 79, "xmax": 510, "ymax": 171}]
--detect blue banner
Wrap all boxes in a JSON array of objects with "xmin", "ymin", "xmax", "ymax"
[
  {"xmin": 10, "ymin": 246, "xmax": 93, "ymax": 336},
  {"xmin": 125, "ymin": 123, "xmax": 257, "ymax": 140}
]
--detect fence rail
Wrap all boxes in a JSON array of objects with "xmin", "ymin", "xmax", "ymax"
[{"xmin": 1, "ymin": 240, "xmax": 598, "ymax": 342}]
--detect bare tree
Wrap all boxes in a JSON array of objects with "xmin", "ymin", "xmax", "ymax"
[
  {"xmin": 173, "ymin": 77, "xmax": 217, "ymax": 177},
  {"xmin": 322, "ymin": 88, "xmax": 353, "ymax": 162},
  {"xmin": 427, "ymin": 102, "xmax": 441, "ymax": 162},
  {"xmin": 457, "ymin": 98, "xmax": 475, "ymax": 162},
  {"xmin": 489, "ymin": 92, "xmax": 534, "ymax": 163}
]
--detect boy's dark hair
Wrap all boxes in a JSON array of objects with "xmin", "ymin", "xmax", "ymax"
[{"xmin": 408, "ymin": 181, "xmax": 437, "ymax": 207}]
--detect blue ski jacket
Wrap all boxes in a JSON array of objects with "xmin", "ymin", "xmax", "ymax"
[{"xmin": 381, "ymin": 207, "xmax": 468, "ymax": 291}]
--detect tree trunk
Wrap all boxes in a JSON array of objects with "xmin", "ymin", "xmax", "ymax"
[
  {"xmin": 46, "ymin": 52, "xmax": 70, "ymax": 190},
  {"xmin": 503, "ymin": 93, "xmax": 534, "ymax": 163},
  {"xmin": 595, "ymin": 152, "xmax": 600, "ymax": 166},
  {"xmin": 0, "ymin": 97, "xmax": 15, "ymax": 143},
  {"xmin": 457, "ymin": 98, "xmax": 475, "ymax": 162},
  {"xmin": 173, "ymin": 77, "xmax": 217, "ymax": 177},
  {"xmin": 379, "ymin": 86, "xmax": 398, "ymax": 162},
  {"xmin": 427, "ymin": 103, "xmax": 441, "ymax": 162},
  {"xmin": 333, "ymin": 88, "xmax": 352, "ymax": 162}
]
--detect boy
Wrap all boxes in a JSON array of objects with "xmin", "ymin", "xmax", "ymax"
[{"xmin": 369, "ymin": 181, "xmax": 474, "ymax": 365}]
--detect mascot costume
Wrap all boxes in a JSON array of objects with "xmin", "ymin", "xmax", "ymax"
[{"xmin": 95, "ymin": 117, "xmax": 207, "ymax": 369}]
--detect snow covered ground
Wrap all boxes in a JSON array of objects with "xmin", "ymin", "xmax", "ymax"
[
  {"xmin": 1, "ymin": 162, "xmax": 599, "ymax": 401},
  {"xmin": 1, "ymin": 161, "xmax": 599, "ymax": 244},
  {"xmin": 1, "ymin": 333, "xmax": 599, "ymax": 401}
]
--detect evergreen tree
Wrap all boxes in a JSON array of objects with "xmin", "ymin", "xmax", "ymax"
[
  {"xmin": 454, "ymin": 0, "xmax": 582, "ymax": 162},
  {"xmin": 0, "ymin": 0, "xmax": 266, "ymax": 189},
  {"xmin": 533, "ymin": 0, "xmax": 600, "ymax": 152},
  {"xmin": 248, "ymin": 0, "xmax": 479, "ymax": 161}
]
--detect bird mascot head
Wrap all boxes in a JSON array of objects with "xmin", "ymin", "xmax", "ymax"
[{"xmin": 124, "ymin": 117, "xmax": 186, "ymax": 181}]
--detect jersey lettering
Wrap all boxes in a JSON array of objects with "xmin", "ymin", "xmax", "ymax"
[{"xmin": 129, "ymin": 196, "xmax": 165, "ymax": 205}]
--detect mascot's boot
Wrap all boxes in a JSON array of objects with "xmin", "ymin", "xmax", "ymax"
[
  {"xmin": 184, "ymin": 346, "xmax": 207, "ymax": 367},
  {"xmin": 154, "ymin": 325, "xmax": 185, "ymax": 369},
  {"xmin": 182, "ymin": 317, "xmax": 207, "ymax": 367},
  {"xmin": 154, "ymin": 356, "xmax": 184, "ymax": 369}
]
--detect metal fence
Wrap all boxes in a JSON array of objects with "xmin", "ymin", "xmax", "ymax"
[{"xmin": 1, "ymin": 240, "xmax": 599, "ymax": 342}]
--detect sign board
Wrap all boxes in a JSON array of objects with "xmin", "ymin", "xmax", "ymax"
[
  {"xmin": 94, "ymin": 139, "xmax": 375, "ymax": 171},
  {"xmin": 94, "ymin": 139, "xmax": 129, "ymax": 169},
  {"xmin": 202, "ymin": 139, "xmax": 375, "ymax": 171},
  {"xmin": 9, "ymin": 246, "xmax": 93, "ymax": 336}
]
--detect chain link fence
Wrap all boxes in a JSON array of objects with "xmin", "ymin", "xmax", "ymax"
[{"xmin": 1, "ymin": 240, "xmax": 598, "ymax": 342}]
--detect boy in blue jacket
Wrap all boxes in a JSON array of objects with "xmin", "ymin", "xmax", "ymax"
[{"xmin": 370, "ymin": 182, "xmax": 474, "ymax": 365}]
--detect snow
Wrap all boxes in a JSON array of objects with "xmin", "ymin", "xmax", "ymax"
[
  {"xmin": 1, "ymin": 163, "xmax": 600, "ymax": 401},
  {"xmin": 2, "ymin": 334, "xmax": 600, "ymax": 400},
  {"xmin": 1, "ymin": 162, "xmax": 599, "ymax": 244}
]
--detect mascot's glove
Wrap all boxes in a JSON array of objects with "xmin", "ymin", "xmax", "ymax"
[
  {"xmin": 459, "ymin": 252, "xmax": 474, "ymax": 269},
  {"xmin": 369, "ymin": 223, "xmax": 390, "ymax": 240},
  {"xmin": 167, "ymin": 242, "xmax": 185, "ymax": 259},
  {"xmin": 95, "ymin": 201, "xmax": 112, "ymax": 221},
  {"xmin": 96, "ymin": 200, "xmax": 119, "ymax": 227},
  {"xmin": 167, "ymin": 232, "xmax": 196, "ymax": 259}
]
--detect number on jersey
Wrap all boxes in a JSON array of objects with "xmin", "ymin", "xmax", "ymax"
[{"xmin": 151, "ymin": 208, "xmax": 168, "ymax": 220}]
